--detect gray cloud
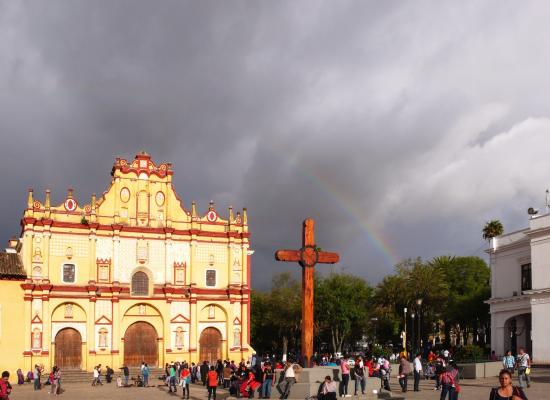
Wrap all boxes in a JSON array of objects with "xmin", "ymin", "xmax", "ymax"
[{"xmin": 1, "ymin": 1, "xmax": 550, "ymax": 288}]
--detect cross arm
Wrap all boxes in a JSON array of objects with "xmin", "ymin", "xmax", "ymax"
[
  {"xmin": 317, "ymin": 252, "xmax": 339, "ymax": 264},
  {"xmin": 274, "ymin": 250, "xmax": 301, "ymax": 263}
]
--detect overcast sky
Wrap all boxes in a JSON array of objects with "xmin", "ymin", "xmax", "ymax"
[{"xmin": 1, "ymin": 1, "xmax": 550, "ymax": 289}]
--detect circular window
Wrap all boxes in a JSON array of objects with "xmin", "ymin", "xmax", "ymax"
[{"xmin": 120, "ymin": 187, "xmax": 130, "ymax": 203}]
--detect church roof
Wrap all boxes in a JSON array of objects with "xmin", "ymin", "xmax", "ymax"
[{"xmin": 0, "ymin": 252, "xmax": 26, "ymax": 280}]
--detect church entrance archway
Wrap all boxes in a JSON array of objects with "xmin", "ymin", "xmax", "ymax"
[
  {"xmin": 199, "ymin": 327, "xmax": 222, "ymax": 363},
  {"xmin": 124, "ymin": 322, "xmax": 158, "ymax": 367},
  {"xmin": 54, "ymin": 328, "xmax": 82, "ymax": 369}
]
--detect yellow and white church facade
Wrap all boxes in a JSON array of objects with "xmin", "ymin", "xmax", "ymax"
[{"xmin": 0, "ymin": 152, "xmax": 253, "ymax": 372}]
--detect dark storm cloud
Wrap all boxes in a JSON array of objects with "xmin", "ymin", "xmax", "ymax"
[{"xmin": 2, "ymin": 1, "xmax": 550, "ymax": 289}]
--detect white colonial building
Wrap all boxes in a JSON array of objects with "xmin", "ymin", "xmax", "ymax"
[{"xmin": 487, "ymin": 213, "xmax": 550, "ymax": 364}]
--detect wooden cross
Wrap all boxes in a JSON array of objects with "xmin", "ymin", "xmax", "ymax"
[{"xmin": 275, "ymin": 218, "xmax": 339, "ymax": 366}]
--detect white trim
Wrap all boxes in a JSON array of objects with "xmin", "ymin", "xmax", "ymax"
[{"xmin": 60, "ymin": 262, "xmax": 77, "ymax": 284}]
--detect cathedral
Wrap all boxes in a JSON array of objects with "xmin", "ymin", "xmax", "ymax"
[{"xmin": 0, "ymin": 152, "xmax": 253, "ymax": 372}]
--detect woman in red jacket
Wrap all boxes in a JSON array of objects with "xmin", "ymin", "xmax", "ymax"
[
  {"xmin": 207, "ymin": 366, "xmax": 218, "ymax": 400},
  {"xmin": 240, "ymin": 370, "xmax": 261, "ymax": 398}
]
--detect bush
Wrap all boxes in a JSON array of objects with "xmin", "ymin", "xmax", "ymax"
[
  {"xmin": 371, "ymin": 344, "xmax": 393, "ymax": 360},
  {"xmin": 454, "ymin": 344, "xmax": 485, "ymax": 362}
]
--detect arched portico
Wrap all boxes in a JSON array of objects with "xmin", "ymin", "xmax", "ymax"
[{"xmin": 503, "ymin": 314, "xmax": 531, "ymax": 355}]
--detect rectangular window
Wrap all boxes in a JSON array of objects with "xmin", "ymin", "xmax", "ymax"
[
  {"xmin": 521, "ymin": 263, "xmax": 532, "ymax": 292},
  {"xmin": 206, "ymin": 270, "xmax": 216, "ymax": 287},
  {"xmin": 98, "ymin": 265, "xmax": 110, "ymax": 282},
  {"xmin": 62, "ymin": 264, "xmax": 76, "ymax": 283},
  {"xmin": 175, "ymin": 267, "xmax": 185, "ymax": 285}
]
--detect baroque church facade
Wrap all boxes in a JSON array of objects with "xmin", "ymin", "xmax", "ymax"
[{"xmin": 0, "ymin": 152, "xmax": 253, "ymax": 372}]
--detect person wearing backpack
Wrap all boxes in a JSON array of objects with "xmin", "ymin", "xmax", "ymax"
[
  {"xmin": 440, "ymin": 363, "xmax": 459, "ymax": 400},
  {"xmin": 516, "ymin": 348, "xmax": 531, "ymax": 389},
  {"xmin": 489, "ymin": 369, "xmax": 527, "ymax": 400}
]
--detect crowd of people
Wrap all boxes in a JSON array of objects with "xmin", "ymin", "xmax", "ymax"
[{"xmin": 3, "ymin": 348, "xmax": 533, "ymax": 400}]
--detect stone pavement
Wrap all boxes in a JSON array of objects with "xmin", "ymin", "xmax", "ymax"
[
  {"xmin": 10, "ymin": 381, "xmax": 229, "ymax": 400},
  {"xmin": 376, "ymin": 368, "xmax": 549, "ymax": 399},
  {"xmin": 8, "ymin": 369, "xmax": 550, "ymax": 400}
]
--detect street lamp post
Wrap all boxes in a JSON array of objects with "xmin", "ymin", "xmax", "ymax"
[
  {"xmin": 370, "ymin": 317, "xmax": 378, "ymax": 346},
  {"xmin": 404, "ymin": 307, "xmax": 408, "ymax": 353},
  {"xmin": 411, "ymin": 312, "xmax": 416, "ymax": 353},
  {"xmin": 416, "ymin": 298, "xmax": 423, "ymax": 351}
]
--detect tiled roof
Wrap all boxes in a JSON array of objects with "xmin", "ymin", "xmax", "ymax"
[{"xmin": 0, "ymin": 252, "xmax": 27, "ymax": 279}]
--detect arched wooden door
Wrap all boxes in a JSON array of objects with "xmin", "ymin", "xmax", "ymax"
[
  {"xmin": 199, "ymin": 327, "xmax": 222, "ymax": 363},
  {"xmin": 55, "ymin": 328, "xmax": 82, "ymax": 369},
  {"xmin": 124, "ymin": 322, "xmax": 158, "ymax": 367}
]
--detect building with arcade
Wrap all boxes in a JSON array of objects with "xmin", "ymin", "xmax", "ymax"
[
  {"xmin": 487, "ymin": 213, "xmax": 550, "ymax": 364},
  {"xmin": 0, "ymin": 152, "xmax": 253, "ymax": 372}
]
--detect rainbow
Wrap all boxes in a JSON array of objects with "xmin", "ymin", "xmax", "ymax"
[{"xmin": 272, "ymin": 146, "xmax": 400, "ymax": 268}]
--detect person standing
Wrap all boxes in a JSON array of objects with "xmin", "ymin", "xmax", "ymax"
[
  {"xmin": 339, "ymin": 356, "xmax": 350, "ymax": 397},
  {"xmin": 223, "ymin": 362, "xmax": 232, "ymax": 389},
  {"xmin": 96, "ymin": 364, "xmax": 103, "ymax": 385},
  {"xmin": 105, "ymin": 366, "xmax": 114, "ymax": 383},
  {"xmin": 516, "ymin": 348, "xmax": 531, "ymax": 390},
  {"xmin": 191, "ymin": 363, "xmax": 198, "ymax": 384},
  {"xmin": 92, "ymin": 366, "xmax": 99, "ymax": 386},
  {"xmin": 353, "ymin": 361, "xmax": 366, "ymax": 395},
  {"xmin": 207, "ymin": 366, "xmax": 218, "ymax": 400},
  {"xmin": 120, "ymin": 364, "xmax": 129, "ymax": 386},
  {"xmin": 413, "ymin": 353, "xmax": 422, "ymax": 392},
  {"xmin": 200, "ymin": 361, "xmax": 210, "ymax": 386},
  {"xmin": 398, "ymin": 354, "xmax": 411, "ymax": 392},
  {"xmin": 439, "ymin": 364, "xmax": 458, "ymax": 400},
  {"xmin": 52, "ymin": 367, "xmax": 61, "ymax": 395},
  {"xmin": 33, "ymin": 364, "xmax": 41, "ymax": 390},
  {"xmin": 503, "ymin": 350, "xmax": 515, "ymax": 375},
  {"xmin": 262, "ymin": 362, "xmax": 275, "ymax": 399},
  {"xmin": 168, "ymin": 363, "xmax": 177, "ymax": 392},
  {"xmin": 142, "ymin": 363, "xmax": 150, "ymax": 387},
  {"xmin": 180, "ymin": 364, "xmax": 191, "ymax": 400},
  {"xmin": 434, "ymin": 354, "xmax": 446, "ymax": 391}
]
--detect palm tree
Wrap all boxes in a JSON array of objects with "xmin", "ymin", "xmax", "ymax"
[{"xmin": 482, "ymin": 220, "xmax": 504, "ymax": 241}]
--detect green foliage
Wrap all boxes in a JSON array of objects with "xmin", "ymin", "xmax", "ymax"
[
  {"xmin": 315, "ymin": 273, "xmax": 373, "ymax": 353},
  {"xmin": 482, "ymin": 220, "xmax": 504, "ymax": 240},
  {"xmin": 371, "ymin": 344, "xmax": 393, "ymax": 360},
  {"xmin": 251, "ymin": 255, "xmax": 491, "ymax": 355},
  {"xmin": 250, "ymin": 273, "xmax": 301, "ymax": 354},
  {"xmin": 453, "ymin": 344, "xmax": 486, "ymax": 362}
]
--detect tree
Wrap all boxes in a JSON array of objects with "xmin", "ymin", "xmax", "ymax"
[
  {"xmin": 250, "ymin": 273, "xmax": 302, "ymax": 357},
  {"xmin": 315, "ymin": 273, "xmax": 372, "ymax": 353},
  {"xmin": 482, "ymin": 220, "xmax": 504, "ymax": 241},
  {"xmin": 430, "ymin": 256, "xmax": 490, "ymax": 346}
]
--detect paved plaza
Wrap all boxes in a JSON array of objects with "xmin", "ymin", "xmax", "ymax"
[{"xmin": 7, "ymin": 369, "xmax": 550, "ymax": 400}]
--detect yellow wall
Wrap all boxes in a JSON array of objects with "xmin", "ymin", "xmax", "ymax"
[
  {"xmin": 3, "ymin": 153, "xmax": 253, "ymax": 374},
  {"xmin": 0, "ymin": 281, "xmax": 26, "ymax": 382}
]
